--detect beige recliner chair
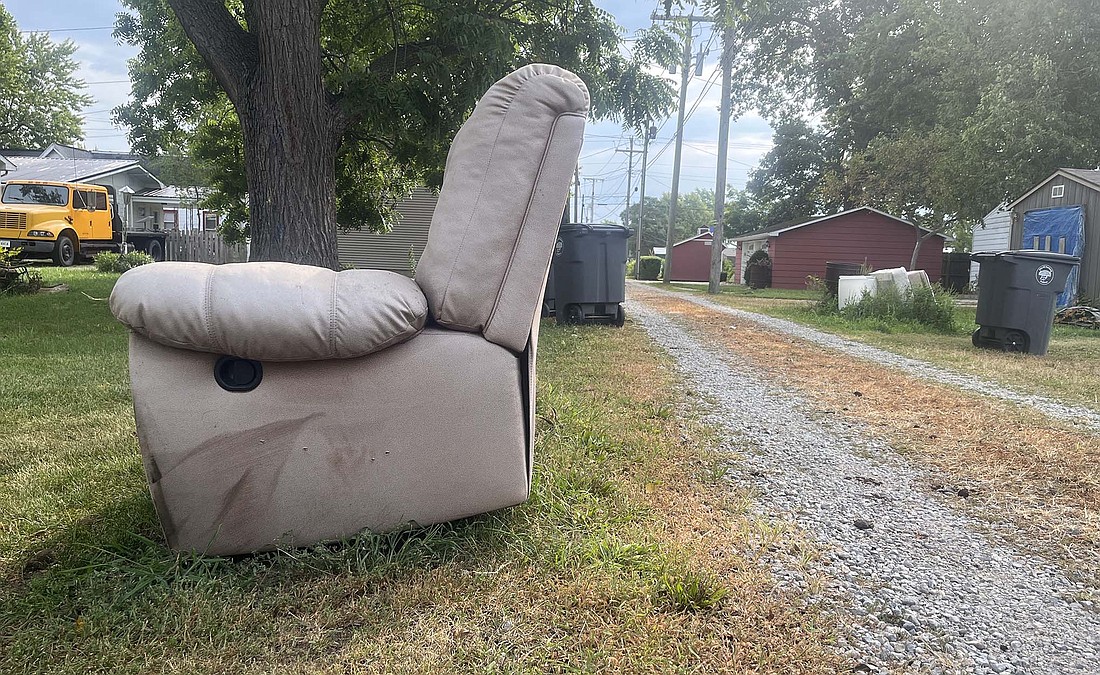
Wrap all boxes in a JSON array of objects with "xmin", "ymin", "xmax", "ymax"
[{"xmin": 109, "ymin": 64, "xmax": 589, "ymax": 556}]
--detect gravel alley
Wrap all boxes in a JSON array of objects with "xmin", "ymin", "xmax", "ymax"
[{"xmin": 627, "ymin": 283, "xmax": 1100, "ymax": 675}]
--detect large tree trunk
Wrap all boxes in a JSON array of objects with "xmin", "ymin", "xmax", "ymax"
[
  {"xmin": 240, "ymin": 1, "xmax": 340, "ymax": 268},
  {"xmin": 167, "ymin": 0, "xmax": 342, "ymax": 269}
]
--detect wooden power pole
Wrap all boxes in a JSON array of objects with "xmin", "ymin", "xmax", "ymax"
[
  {"xmin": 708, "ymin": 2, "xmax": 735, "ymax": 294},
  {"xmin": 654, "ymin": 7, "xmax": 714, "ymax": 284}
]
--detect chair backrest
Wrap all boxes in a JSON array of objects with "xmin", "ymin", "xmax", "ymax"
[{"xmin": 415, "ymin": 64, "xmax": 589, "ymax": 352}]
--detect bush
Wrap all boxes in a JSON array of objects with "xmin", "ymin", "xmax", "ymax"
[
  {"xmin": 638, "ymin": 256, "xmax": 663, "ymax": 281},
  {"xmin": 626, "ymin": 258, "xmax": 635, "ymax": 277},
  {"xmin": 638, "ymin": 258, "xmax": 660, "ymax": 281},
  {"xmin": 94, "ymin": 251, "xmax": 156, "ymax": 274},
  {"xmin": 0, "ymin": 248, "xmax": 43, "ymax": 295},
  {"xmin": 744, "ymin": 250, "xmax": 772, "ymax": 289},
  {"xmin": 840, "ymin": 283, "xmax": 958, "ymax": 332}
]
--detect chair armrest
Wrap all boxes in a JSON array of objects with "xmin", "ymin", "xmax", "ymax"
[{"xmin": 110, "ymin": 262, "xmax": 427, "ymax": 361}]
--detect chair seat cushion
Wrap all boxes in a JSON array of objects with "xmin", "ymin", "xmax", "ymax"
[{"xmin": 110, "ymin": 262, "xmax": 428, "ymax": 361}]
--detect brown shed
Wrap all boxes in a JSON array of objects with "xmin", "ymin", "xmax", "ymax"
[
  {"xmin": 731, "ymin": 207, "xmax": 947, "ymax": 289},
  {"xmin": 1006, "ymin": 169, "xmax": 1100, "ymax": 303},
  {"xmin": 667, "ymin": 230, "xmax": 716, "ymax": 282}
]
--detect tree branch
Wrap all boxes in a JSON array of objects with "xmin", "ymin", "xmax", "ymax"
[{"xmin": 166, "ymin": 0, "xmax": 258, "ymax": 104}]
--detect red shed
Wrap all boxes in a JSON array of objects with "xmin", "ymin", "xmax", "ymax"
[
  {"xmin": 731, "ymin": 207, "xmax": 948, "ymax": 289},
  {"xmin": 667, "ymin": 230, "xmax": 715, "ymax": 282}
]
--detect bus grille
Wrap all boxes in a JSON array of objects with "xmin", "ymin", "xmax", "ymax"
[{"xmin": 0, "ymin": 212, "xmax": 27, "ymax": 230}]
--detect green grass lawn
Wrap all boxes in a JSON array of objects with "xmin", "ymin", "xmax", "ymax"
[
  {"xmin": 668, "ymin": 282, "xmax": 1100, "ymax": 412},
  {"xmin": 1, "ymin": 267, "xmax": 838, "ymax": 673}
]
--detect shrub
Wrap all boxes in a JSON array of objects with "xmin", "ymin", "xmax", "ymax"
[
  {"xmin": 638, "ymin": 256, "xmax": 663, "ymax": 281},
  {"xmin": 625, "ymin": 258, "xmax": 635, "ymax": 277},
  {"xmin": 94, "ymin": 251, "xmax": 155, "ymax": 274},
  {"xmin": 841, "ymin": 283, "xmax": 957, "ymax": 332},
  {"xmin": 0, "ymin": 248, "xmax": 43, "ymax": 295},
  {"xmin": 744, "ymin": 250, "xmax": 772, "ymax": 289}
]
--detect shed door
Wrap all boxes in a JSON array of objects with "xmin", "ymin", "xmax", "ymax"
[{"xmin": 1022, "ymin": 205, "xmax": 1083, "ymax": 307}]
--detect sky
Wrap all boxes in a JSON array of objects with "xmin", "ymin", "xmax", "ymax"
[{"xmin": 4, "ymin": 0, "xmax": 773, "ymax": 221}]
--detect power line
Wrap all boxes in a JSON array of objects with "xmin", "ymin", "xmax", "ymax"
[{"xmin": 19, "ymin": 26, "xmax": 114, "ymax": 34}]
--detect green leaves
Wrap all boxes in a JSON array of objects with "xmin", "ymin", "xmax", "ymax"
[
  {"xmin": 737, "ymin": 0, "xmax": 1100, "ymax": 237},
  {"xmin": 0, "ymin": 6, "xmax": 91, "ymax": 147}
]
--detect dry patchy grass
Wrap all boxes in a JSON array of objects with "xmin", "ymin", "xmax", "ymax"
[{"xmin": 676, "ymin": 283, "xmax": 1100, "ymax": 413}]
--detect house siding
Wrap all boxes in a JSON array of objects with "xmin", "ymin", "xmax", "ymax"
[
  {"xmin": 669, "ymin": 234, "xmax": 714, "ymax": 281},
  {"xmin": 971, "ymin": 207, "xmax": 1012, "ymax": 284},
  {"xmin": 768, "ymin": 211, "xmax": 945, "ymax": 289},
  {"xmin": 1010, "ymin": 174, "xmax": 1100, "ymax": 302},
  {"xmin": 337, "ymin": 188, "xmax": 437, "ymax": 276}
]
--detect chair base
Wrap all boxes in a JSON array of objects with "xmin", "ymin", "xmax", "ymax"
[{"xmin": 128, "ymin": 328, "xmax": 528, "ymax": 555}]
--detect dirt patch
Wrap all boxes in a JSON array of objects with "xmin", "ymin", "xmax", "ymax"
[{"xmin": 633, "ymin": 286, "xmax": 1100, "ymax": 588}]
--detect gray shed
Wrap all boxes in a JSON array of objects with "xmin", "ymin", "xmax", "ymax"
[
  {"xmin": 1007, "ymin": 168, "xmax": 1100, "ymax": 304},
  {"xmin": 336, "ymin": 187, "xmax": 438, "ymax": 276}
]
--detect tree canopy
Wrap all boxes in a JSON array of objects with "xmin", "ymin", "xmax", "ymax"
[
  {"xmin": 733, "ymin": 0, "xmax": 1100, "ymax": 258},
  {"xmin": 115, "ymin": 0, "xmax": 677, "ymax": 265},
  {"xmin": 0, "ymin": 6, "xmax": 90, "ymax": 148}
]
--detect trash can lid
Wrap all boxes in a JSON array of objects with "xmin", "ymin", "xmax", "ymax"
[
  {"xmin": 559, "ymin": 222, "xmax": 634, "ymax": 237},
  {"xmin": 970, "ymin": 250, "xmax": 1080, "ymax": 264}
]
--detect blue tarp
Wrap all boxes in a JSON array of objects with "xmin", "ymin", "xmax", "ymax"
[{"xmin": 1022, "ymin": 206, "xmax": 1083, "ymax": 307}]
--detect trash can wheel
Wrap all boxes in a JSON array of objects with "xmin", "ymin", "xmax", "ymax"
[
  {"xmin": 614, "ymin": 305, "xmax": 625, "ymax": 327},
  {"xmin": 565, "ymin": 304, "xmax": 585, "ymax": 324},
  {"xmin": 1003, "ymin": 330, "xmax": 1028, "ymax": 353}
]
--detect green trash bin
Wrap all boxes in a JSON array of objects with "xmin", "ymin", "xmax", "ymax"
[
  {"xmin": 970, "ymin": 250, "xmax": 1080, "ymax": 355},
  {"xmin": 553, "ymin": 223, "xmax": 633, "ymax": 326}
]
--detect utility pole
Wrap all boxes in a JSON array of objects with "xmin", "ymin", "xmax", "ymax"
[
  {"xmin": 582, "ymin": 177, "xmax": 602, "ymax": 222},
  {"xmin": 573, "ymin": 165, "xmax": 581, "ymax": 223},
  {"xmin": 635, "ymin": 124, "xmax": 654, "ymax": 278},
  {"xmin": 654, "ymin": 6, "xmax": 714, "ymax": 284},
  {"xmin": 709, "ymin": 2, "xmax": 735, "ymax": 295},
  {"xmin": 616, "ymin": 136, "xmax": 644, "ymax": 244}
]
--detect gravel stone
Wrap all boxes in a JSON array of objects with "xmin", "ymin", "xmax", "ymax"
[{"xmin": 627, "ymin": 296, "xmax": 1100, "ymax": 674}]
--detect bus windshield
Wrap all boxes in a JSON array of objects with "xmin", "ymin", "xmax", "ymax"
[{"xmin": 1, "ymin": 183, "xmax": 69, "ymax": 206}]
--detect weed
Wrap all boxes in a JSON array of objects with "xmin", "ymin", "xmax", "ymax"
[{"xmin": 655, "ymin": 568, "xmax": 729, "ymax": 612}]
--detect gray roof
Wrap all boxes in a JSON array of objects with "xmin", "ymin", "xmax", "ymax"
[
  {"xmin": 1059, "ymin": 168, "xmax": 1100, "ymax": 191},
  {"xmin": 1006, "ymin": 168, "xmax": 1100, "ymax": 209},
  {"xmin": 135, "ymin": 186, "xmax": 181, "ymax": 199},
  {"xmin": 40, "ymin": 143, "xmax": 142, "ymax": 161},
  {"xmin": 0, "ymin": 157, "xmax": 144, "ymax": 183}
]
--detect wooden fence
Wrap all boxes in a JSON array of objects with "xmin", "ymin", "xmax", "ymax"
[{"xmin": 164, "ymin": 230, "xmax": 248, "ymax": 264}]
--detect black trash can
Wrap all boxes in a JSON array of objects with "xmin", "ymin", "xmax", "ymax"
[
  {"xmin": 553, "ymin": 223, "xmax": 633, "ymax": 326},
  {"xmin": 970, "ymin": 250, "xmax": 1080, "ymax": 355},
  {"xmin": 541, "ymin": 262, "xmax": 556, "ymax": 318}
]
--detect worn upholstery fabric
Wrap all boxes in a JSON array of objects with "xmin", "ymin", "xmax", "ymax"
[
  {"xmin": 110, "ymin": 262, "xmax": 427, "ymax": 361},
  {"xmin": 130, "ymin": 329, "xmax": 527, "ymax": 555},
  {"xmin": 415, "ymin": 63, "xmax": 589, "ymax": 352}
]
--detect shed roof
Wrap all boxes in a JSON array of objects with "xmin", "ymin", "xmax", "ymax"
[
  {"xmin": 1006, "ymin": 168, "xmax": 1100, "ymax": 209},
  {"xmin": 731, "ymin": 206, "xmax": 949, "ymax": 242},
  {"xmin": 671, "ymin": 230, "xmax": 713, "ymax": 247}
]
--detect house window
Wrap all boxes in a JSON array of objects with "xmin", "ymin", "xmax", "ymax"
[
  {"xmin": 203, "ymin": 212, "xmax": 219, "ymax": 231},
  {"xmin": 163, "ymin": 209, "xmax": 178, "ymax": 231},
  {"xmin": 1052, "ymin": 185, "xmax": 1065, "ymax": 199}
]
